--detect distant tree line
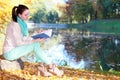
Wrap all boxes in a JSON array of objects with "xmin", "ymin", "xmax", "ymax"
[
  {"xmin": 30, "ymin": 0, "xmax": 59, "ymax": 23},
  {"xmin": 30, "ymin": 0, "xmax": 120, "ymax": 24},
  {"xmin": 65, "ymin": 0, "xmax": 120, "ymax": 23},
  {"xmin": 31, "ymin": 9, "xmax": 59, "ymax": 23}
]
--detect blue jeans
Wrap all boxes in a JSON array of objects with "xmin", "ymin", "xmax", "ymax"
[{"xmin": 4, "ymin": 42, "xmax": 51, "ymax": 64}]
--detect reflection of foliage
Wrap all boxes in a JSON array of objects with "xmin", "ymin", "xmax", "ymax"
[
  {"xmin": 41, "ymin": 34, "xmax": 62, "ymax": 50},
  {"xmin": 68, "ymin": 37, "xmax": 95, "ymax": 61},
  {"xmin": 62, "ymin": 29, "xmax": 120, "ymax": 71},
  {"xmin": 69, "ymin": 35, "xmax": 120, "ymax": 71},
  {"xmin": 97, "ymin": 37, "xmax": 120, "ymax": 71}
]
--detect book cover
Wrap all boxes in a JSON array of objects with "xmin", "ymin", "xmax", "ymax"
[{"xmin": 31, "ymin": 29, "xmax": 52, "ymax": 39}]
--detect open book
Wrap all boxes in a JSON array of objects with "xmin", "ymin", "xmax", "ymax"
[{"xmin": 32, "ymin": 29, "xmax": 52, "ymax": 39}]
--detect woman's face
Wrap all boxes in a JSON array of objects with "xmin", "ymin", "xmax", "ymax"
[{"xmin": 18, "ymin": 9, "xmax": 29, "ymax": 21}]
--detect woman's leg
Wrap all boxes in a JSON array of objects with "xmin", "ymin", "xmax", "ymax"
[
  {"xmin": 4, "ymin": 42, "xmax": 52, "ymax": 64},
  {"xmin": 33, "ymin": 42, "xmax": 52, "ymax": 64}
]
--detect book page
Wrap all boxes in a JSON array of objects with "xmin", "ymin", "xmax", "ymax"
[
  {"xmin": 31, "ymin": 29, "xmax": 53, "ymax": 39},
  {"xmin": 41, "ymin": 29, "xmax": 52, "ymax": 37}
]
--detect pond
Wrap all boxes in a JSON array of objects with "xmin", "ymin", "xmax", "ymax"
[
  {"xmin": 53, "ymin": 30, "xmax": 120, "ymax": 71},
  {"xmin": 27, "ymin": 29, "xmax": 120, "ymax": 71},
  {"xmin": 63, "ymin": 30, "xmax": 120, "ymax": 71}
]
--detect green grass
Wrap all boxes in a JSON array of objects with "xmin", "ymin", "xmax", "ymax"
[{"xmin": 67, "ymin": 19, "xmax": 120, "ymax": 34}]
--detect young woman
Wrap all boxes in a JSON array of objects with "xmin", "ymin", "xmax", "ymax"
[
  {"xmin": 2, "ymin": 4, "xmax": 63, "ymax": 77},
  {"xmin": 3, "ymin": 4, "xmax": 50, "ymax": 64}
]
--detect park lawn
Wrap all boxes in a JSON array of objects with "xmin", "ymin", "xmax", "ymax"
[
  {"xmin": 87, "ymin": 19, "xmax": 120, "ymax": 34},
  {"xmin": 67, "ymin": 19, "xmax": 120, "ymax": 35}
]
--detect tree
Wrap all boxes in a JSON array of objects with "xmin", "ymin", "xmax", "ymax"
[
  {"xmin": 97, "ymin": 0, "xmax": 120, "ymax": 19},
  {"xmin": 46, "ymin": 10, "xmax": 59, "ymax": 23},
  {"xmin": 30, "ymin": 0, "xmax": 61, "ymax": 23},
  {"xmin": 31, "ymin": 8, "xmax": 46, "ymax": 23},
  {"xmin": 65, "ymin": 0, "xmax": 93, "ymax": 23},
  {"xmin": 74, "ymin": 2, "xmax": 93, "ymax": 23}
]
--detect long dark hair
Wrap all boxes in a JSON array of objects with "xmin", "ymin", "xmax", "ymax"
[{"xmin": 12, "ymin": 4, "xmax": 29, "ymax": 22}]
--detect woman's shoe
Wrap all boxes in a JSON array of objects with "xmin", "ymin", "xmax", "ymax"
[
  {"xmin": 48, "ymin": 63, "xmax": 64, "ymax": 77},
  {"xmin": 37, "ymin": 62, "xmax": 53, "ymax": 77}
]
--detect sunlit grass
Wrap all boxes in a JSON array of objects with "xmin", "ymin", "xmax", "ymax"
[{"xmin": 67, "ymin": 19, "xmax": 120, "ymax": 35}]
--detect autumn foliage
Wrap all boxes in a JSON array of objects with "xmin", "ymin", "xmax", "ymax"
[
  {"xmin": 0, "ymin": 0, "xmax": 33, "ymax": 34},
  {"xmin": 0, "ymin": 61, "xmax": 120, "ymax": 80}
]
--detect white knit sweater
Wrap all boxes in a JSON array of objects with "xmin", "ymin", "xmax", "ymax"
[{"xmin": 3, "ymin": 21, "xmax": 33, "ymax": 53}]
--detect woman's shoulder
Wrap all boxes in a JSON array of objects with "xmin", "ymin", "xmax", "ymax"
[
  {"xmin": 7, "ymin": 21, "xmax": 19, "ymax": 27},
  {"xmin": 7, "ymin": 21, "xmax": 20, "ymax": 31},
  {"xmin": 9, "ymin": 21, "xmax": 19, "ymax": 25}
]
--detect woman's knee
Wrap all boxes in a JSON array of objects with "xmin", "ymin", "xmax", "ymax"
[
  {"xmin": 33, "ymin": 42, "xmax": 41, "ymax": 47},
  {"xmin": 3, "ymin": 53, "xmax": 15, "ymax": 61}
]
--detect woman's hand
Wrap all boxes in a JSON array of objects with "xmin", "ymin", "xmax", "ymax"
[
  {"xmin": 33, "ymin": 38, "xmax": 46, "ymax": 42},
  {"xmin": 36, "ymin": 29, "xmax": 44, "ymax": 33},
  {"xmin": 33, "ymin": 29, "xmax": 44, "ymax": 35}
]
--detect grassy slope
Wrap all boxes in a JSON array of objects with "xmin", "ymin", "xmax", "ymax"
[{"xmin": 67, "ymin": 19, "xmax": 120, "ymax": 34}]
